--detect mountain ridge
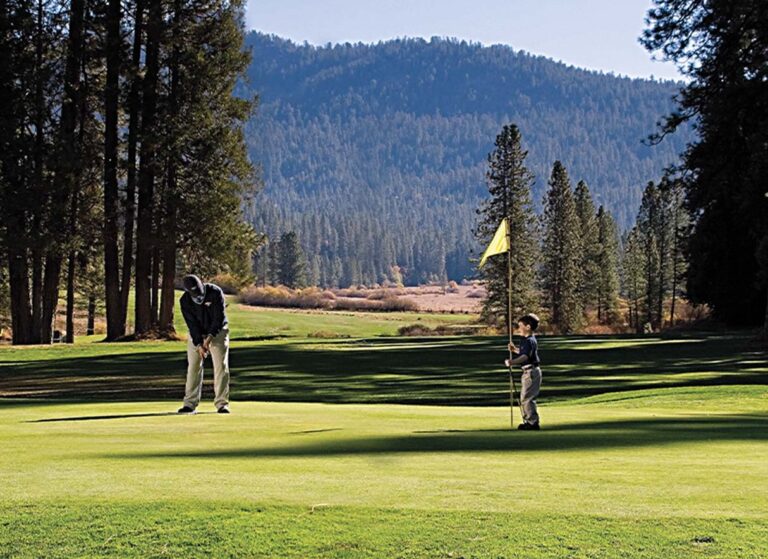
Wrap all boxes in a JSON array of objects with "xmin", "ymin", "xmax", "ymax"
[{"xmin": 241, "ymin": 32, "xmax": 692, "ymax": 285}]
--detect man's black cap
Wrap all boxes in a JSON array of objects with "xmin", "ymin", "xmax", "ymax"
[{"xmin": 183, "ymin": 274, "xmax": 204, "ymax": 296}]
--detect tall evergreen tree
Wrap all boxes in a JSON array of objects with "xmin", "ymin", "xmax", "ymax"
[
  {"xmin": 102, "ymin": 0, "xmax": 125, "ymax": 340},
  {"xmin": 636, "ymin": 181, "xmax": 663, "ymax": 329},
  {"xmin": 1, "ymin": 0, "xmax": 39, "ymax": 344},
  {"xmin": 643, "ymin": 0, "xmax": 768, "ymax": 332},
  {"xmin": 49, "ymin": 0, "xmax": 89, "ymax": 344},
  {"xmin": 278, "ymin": 232, "xmax": 307, "ymax": 288},
  {"xmin": 474, "ymin": 124, "xmax": 538, "ymax": 330},
  {"xmin": 595, "ymin": 205, "xmax": 620, "ymax": 323},
  {"xmin": 133, "ymin": 0, "xmax": 162, "ymax": 336},
  {"xmin": 267, "ymin": 239, "xmax": 280, "ymax": 285},
  {"xmin": 574, "ymin": 180, "xmax": 600, "ymax": 313},
  {"xmin": 622, "ymin": 228, "xmax": 646, "ymax": 332},
  {"xmin": 664, "ymin": 177, "xmax": 690, "ymax": 326},
  {"xmin": 541, "ymin": 161, "xmax": 583, "ymax": 333}
]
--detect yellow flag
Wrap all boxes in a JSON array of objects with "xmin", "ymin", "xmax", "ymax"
[{"xmin": 479, "ymin": 218, "xmax": 509, "ymax": 267}]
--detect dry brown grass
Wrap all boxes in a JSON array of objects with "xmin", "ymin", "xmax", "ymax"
[{"xmin": 239, "ymin": 286, "xmax": 418, "ymax": 312}]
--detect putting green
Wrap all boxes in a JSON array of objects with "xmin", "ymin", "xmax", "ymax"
[{"xmin": 1, "ymin": 386, "xmax": 766, "ymax": 558}]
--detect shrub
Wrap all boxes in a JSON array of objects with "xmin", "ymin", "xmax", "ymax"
[
  {"xmin": 334, "ymin": 287, "xmax": 368, "ymax": 298},
  {"xmin": 333, "ymin": 298, "xmax": 383, "ymax": 311},
  {"xmin": 398, "ymin": 323, "xmax": 482, "ymax": 336},
  {"xmin": 397, "ymin": 324, "xmax": 434, "ymax": 336},
  {"xmin": 240, "ymin": 286, "xmax": 418, "ymax": 312},
  {"xmin": 379, "ymin": 295, "xmax": 418, "ymax": 312},
  {"xmin": 238, "ymin": 286, "xmax": 333, "ymax": 309},
  {"xmin": 210, "ymin": 273, "xmax": 252, "ymax": 295},
  {"xmin": 365, "ymin": 288, "xmax": 406, "ymax": 300},
  {"xmin": 308, "ymin": 330, "xmax": 349, "ymax": 339}
]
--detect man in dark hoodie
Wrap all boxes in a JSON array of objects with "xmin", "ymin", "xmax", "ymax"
[{"xmin": 177, "ymin": 274, "xmax": 231, "ymax": 414}]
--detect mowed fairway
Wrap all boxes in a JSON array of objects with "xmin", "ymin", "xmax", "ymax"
[{"xmin": 1, "ymin": 302, "xmax": 767, "ymax": 558}]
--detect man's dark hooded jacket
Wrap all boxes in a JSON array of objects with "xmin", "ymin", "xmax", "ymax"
[{"xmin": 180, "ymin": 282, "xmax": 228, "ymax": 347}]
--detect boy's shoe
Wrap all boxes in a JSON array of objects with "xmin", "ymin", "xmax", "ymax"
[
  {"xmin": 217, "ymin": 406, "xmax": 231, "ymax": 414},
  {"xmin": 177, "ymin": 406, "xmax": 196, "ymax": 414},
  {"xmin": 517, "ymin": 422, "xmax": 540, "ymax": 430}
]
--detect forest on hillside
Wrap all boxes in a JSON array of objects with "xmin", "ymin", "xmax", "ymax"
[{"xmin": 242, "ymin": 33, "xmax": 693, "ymax": 285}]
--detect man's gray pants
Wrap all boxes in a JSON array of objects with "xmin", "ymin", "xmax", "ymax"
[
  {"xmin": 183, "ymin": 328, "xmax": 230, "ymax": 410},
  {"xmin": 520, "ymin": 365, "xmax": 542, "ymax": 425}
]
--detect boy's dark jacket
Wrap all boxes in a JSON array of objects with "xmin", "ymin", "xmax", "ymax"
[
  {"xmin": 180, "ymin": 283, "xmax": 228, "ymax": 346},
  {"xmin": 517, "ymin": 335, "xmax": 540, "ymax": 366}
]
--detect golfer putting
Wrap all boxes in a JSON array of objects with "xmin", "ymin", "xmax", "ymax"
[{"xmin": 177, "ymin": 274, "xmax": 231, "ymax": 414}]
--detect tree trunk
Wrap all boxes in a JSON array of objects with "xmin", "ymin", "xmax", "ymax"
[
  {"xmin": 159, "ymin": 232, "xmax": 177, "ymax": 334},
  {"xmin": 658, "ymin": 231, "xmax": 666, "ymax": 331},
  {"xmin": 30, "ymin": 250, "xmax": 43, "ymax": 343},
  {"xmin": 103, "ymin": 0, "xmax": 123, "ymax": 340},
  {"xmin": 158, "ymin": 0, "xmax": 180, "ymax": 337},
  {"xmin": 65, "ymin": 251, "xmax": 76, "ymax": 344},
  {"xmin": 87, "ymin": 295, "xmax": 96, "ymax": 335},
  {"xmin": 150, "ymin": 246, "xmax": 160, "ymax": 327},
  {"xmin": 669, "ymin": 240, "xmax": 678, "ymax": 328},
  {"xmin": 763, "ymin": 286, "xmax": 768, "ymax": 341},
  {"xmin": 44, "ymin": 0, "xmax": 85, "ymax": 344},
  {"xmin": 8, "ymin": 251, "xmax": 33, "ymax": 345},
  {"xmin": 30, "ymin": 0, "xmax": 45, "ymax": 344},
  {"xmin": 120, "ymin": 0, "xmax": 144, "ymax": 334},
  {"xmin": 40, "ymin": 253, "xmax": 62, "ymax": 344},
  {"xmin": 669, "ymin": 188, "xmax": 680, "ymax": 327},
  {"xmin": 134, "ymin": 0, "xmax": 161, "ymax": 336}
]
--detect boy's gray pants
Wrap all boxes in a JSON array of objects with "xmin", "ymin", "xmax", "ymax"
[
  {"xmin": 520, "ymin": 365, "xmax": 542, "ymax": 425},
  {"xmin": 183, "ymin": 328, "xmax": 230, "ymax": 410}
]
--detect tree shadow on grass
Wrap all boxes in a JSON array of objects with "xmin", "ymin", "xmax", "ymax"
[
  {"xmin": 106, "ymin": 415, "xmax": 768, "ymax": 459},
  {"xmin": 2, "ymin": 333, "xmax": 766, "ymax": 405}
]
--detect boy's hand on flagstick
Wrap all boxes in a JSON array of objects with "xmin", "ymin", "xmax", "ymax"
[
  {"xmin": 508, "ymin": 343, "xmax": 518, "ymax": 353},
  {"xmin": 504, "ymin": 359, "xmax": 511, "ymax": 367}
]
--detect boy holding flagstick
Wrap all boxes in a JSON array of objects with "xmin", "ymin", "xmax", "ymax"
[
  {"xmin": 506, "ymin": 313, "xmax": 542, "ymax": 430},
  {"xmin": 479, "ymin": 218, "xmax": 543, "ymax": 430}
]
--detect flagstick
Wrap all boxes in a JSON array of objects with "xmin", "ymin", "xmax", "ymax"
[
  {"xmin": 506, "ymin": 224, "xmax": 517, "ymax": 430},
  {"xmin": 479, "ymin": 217, "xmax": 519, "ymax": 429}
]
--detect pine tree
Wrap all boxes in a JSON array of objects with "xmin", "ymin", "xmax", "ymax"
[
  {"xmin": 0, "ymin": 257, "xmax": 9, "ymax": 335},
  {"xmin": 622, "ymin": 228, "xmax": 646, "ymax": 333},
  {"xmin": 474, "ymin": 124, "xmax": 538, "ymax": 331},
  {"xmin": 278, "ymin": 232, "xmax": 307, "ymax": 288},
  {"xmin": 542, "ymin": 161, "xmax": 583, "ymax": 333},
  {"xmin": 665, "ymin": 178, "xmax": 689, "ymax": 326},
  {"xmin": 574, "ymin": 180, "xmax": 600, "ymax": 314},
  {"xmin": 267, "ymin": 239, "xmax": 280, "ymax": 285},
  {"xmin": 133, "ymin": 0, "xmax": 162, "ymax": 335},
  {"xmin": 643, "ymin": 0, "xmax": 768, "ymax": 330},
  {"xmin": 308, "ymin": 255, "xmax": 321, "ymax": 287},
  {"xmin": 102, "ymin": 0, "xmax": 125, "ymax": 340},
  {"xmin": 595, "ymin": 205, "xmax": 620, "ymax": 323},
  {"xmin": 636, "ymin": 181, "xmax": 667, "ymax": 330},
  {"xmin": 157, "ymin": 0, "xmax": 259, "ymax": 333}
]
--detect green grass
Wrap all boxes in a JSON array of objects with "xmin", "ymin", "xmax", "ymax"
[
  {"xmin": 1, "ymin": 388, "xmax": 767, "ymax": 557},
  {"xmin": 1, "ymin": 329, "xmax": 765, "ymax": 404},
  {"xmin": 1, "ymin": 303, "xmax": 767, "ymax": 557}
]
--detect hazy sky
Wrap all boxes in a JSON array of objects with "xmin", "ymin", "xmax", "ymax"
[{"xmin": 245, "ymin": 0, "xmax": 681, "ymax": 81}]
